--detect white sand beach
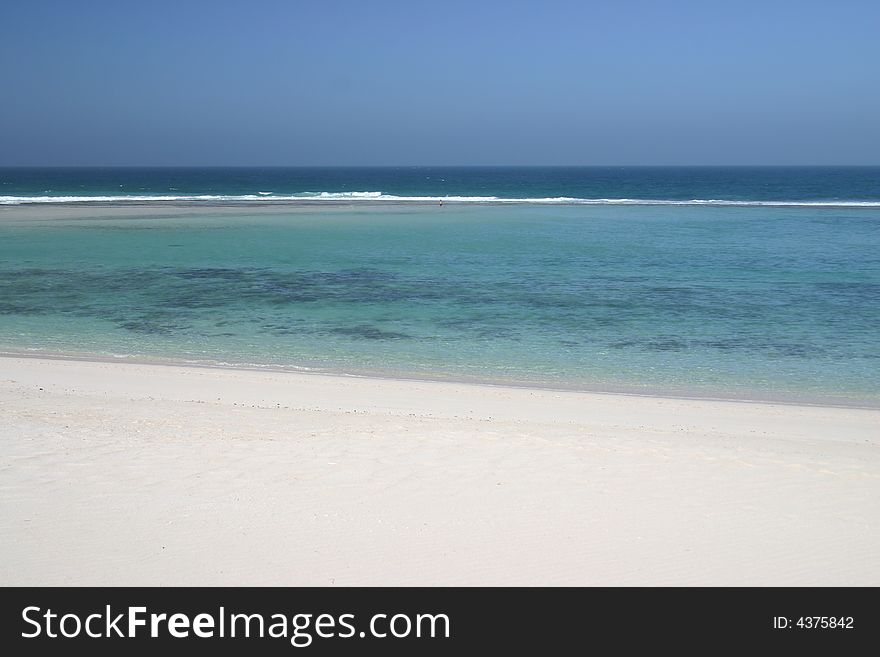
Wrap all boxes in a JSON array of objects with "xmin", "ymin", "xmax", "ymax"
[{"xmin": 1, "ymin": 355, "xmax": 878, "ymax": 586}]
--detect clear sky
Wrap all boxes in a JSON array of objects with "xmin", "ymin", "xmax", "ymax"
[{"xmin": 2, "ymin": 0, "xmax": 878, "ymax": 165}]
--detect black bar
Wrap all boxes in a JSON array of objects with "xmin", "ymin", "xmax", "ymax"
[{"xmin": 1, "ymin": 587, "xmax": 875, "ymax": 654}]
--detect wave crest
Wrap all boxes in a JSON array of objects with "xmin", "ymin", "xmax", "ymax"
[{"xmin": 1, "ymin": 193, "xmax": 879, "ymax": 208}]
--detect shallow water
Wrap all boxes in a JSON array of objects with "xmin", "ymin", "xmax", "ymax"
[{"xmin": 1, "ymin": 201, "xmax": 878, "ymax": 405}]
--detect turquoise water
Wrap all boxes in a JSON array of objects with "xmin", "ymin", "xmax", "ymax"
[{"xmin": 1, "ymin": 198, "xmax": 878, "ymax": 405}]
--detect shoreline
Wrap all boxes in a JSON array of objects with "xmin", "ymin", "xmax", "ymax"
[
  {"xmin": 2, "ymin": 349, "xmax": 876, "ymax": 411},
  {"xmin": 2, "ymin": 355, "xmax": 879, "ymax": 585}
]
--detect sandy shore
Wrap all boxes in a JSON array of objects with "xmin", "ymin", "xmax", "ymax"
[{"xmin": 1, "ymin": 355, "xmax": 878, "ymax": 586}]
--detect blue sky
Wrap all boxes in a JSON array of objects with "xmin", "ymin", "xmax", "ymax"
[{"xmin": 1, "ymin": 0, "xmax": 878, "ymax": 165}]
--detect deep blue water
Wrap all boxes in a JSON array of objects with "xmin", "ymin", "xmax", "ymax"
[{"xmin": 2, "ymin": 166, "xmax": 879, "ymax": 205}]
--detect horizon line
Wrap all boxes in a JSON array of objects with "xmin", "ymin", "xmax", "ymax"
[{"xmin": 2, "ymin": 164, "xmax": 880, "ymax": 169}]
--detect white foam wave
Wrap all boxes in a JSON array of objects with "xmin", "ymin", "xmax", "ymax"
[
  {"xmin": 0, "ymin": 194, "xmax": 264, "ymax": 204},
  {"xmin": 1, "ymin": 193, "xmax": 879, "ymax": 208}
]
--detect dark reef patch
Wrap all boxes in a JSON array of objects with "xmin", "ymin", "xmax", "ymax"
[{"xmin": 329, "ymin": 325, "xmax": 411, "ymax": 341}]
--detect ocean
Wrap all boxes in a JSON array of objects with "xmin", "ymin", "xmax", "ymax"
[{"xmin": 1, "ymin": 167, "xmax": 878, "ymax": 405}]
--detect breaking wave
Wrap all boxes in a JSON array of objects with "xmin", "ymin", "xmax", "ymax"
[{"xmin": 2, "ymin": 192, "xmax": 880, "ymax": 207}]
